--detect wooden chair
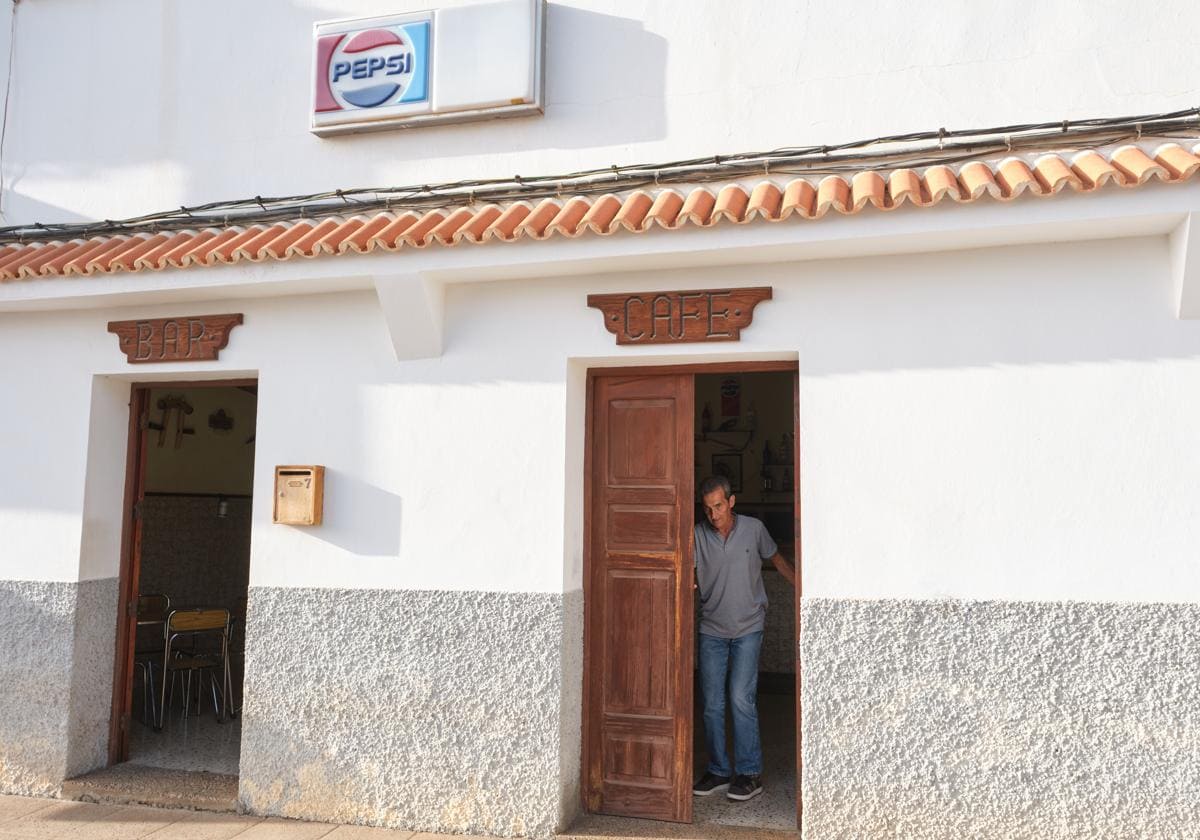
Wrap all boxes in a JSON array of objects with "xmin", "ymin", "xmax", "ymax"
[
  {"xmin": 133, "ymin": 594, "xmax": 170, "ymax": 726},
  {"xmin": 156, "ymin": 608, "xmax": 231, "ymax": 730}
]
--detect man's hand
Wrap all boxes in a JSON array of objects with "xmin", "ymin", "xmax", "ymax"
[{"xmin": 770, "ymin": 552, "xmax": 796, "ymax": 586}]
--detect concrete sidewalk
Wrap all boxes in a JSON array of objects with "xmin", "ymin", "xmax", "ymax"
[
  {"xmin": 0, "ymin": 794, "xmax": 482, "ymax": 839},
  {"xmin": 0, "ymin": 794, "xmax": 794, "ymax": 840}
]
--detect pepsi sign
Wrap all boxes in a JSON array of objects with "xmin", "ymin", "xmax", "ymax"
[
  {"xmin": 311, "ymin": 2, "xmax": 546, "ymax": 137},
  {"xmin": 313, "ymin": 12, "xmax": 432, "ymax": 131}
]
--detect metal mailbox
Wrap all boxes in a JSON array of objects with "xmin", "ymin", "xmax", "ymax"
[{"xmin": 273, "ymin": 465, "xmax": 325, "ymax": 525}]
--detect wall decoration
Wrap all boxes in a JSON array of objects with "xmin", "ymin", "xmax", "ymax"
[
  {"xmin": 587, "ymin": 287, "xmax": 772, "ymax": 345},
  {"xmin": 208, "ymin": 408, "xmax": 235, "ymax": 434},
  {"xmin": 108, "ymin": 313, "xmax": 243, "ymax": 363},
  {"xmin": 151, "ymin": 394, "xmax": 195, "ymax": 449},
  {"xmin": 711, "ymin": 452, "xmax": 742, "ymax": 494},
  {"xmin": 720, "ymin": 376, "xmax": 741, "ymax": 417}
]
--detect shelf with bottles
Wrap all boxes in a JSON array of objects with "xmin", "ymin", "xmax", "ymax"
[
  {"xmin": 694, "ymin": 428, "xmax": 757, "ymax": 451},
  {"xmin": 757, "ymin": 455, "xmax": 794, "ymax": 494}
]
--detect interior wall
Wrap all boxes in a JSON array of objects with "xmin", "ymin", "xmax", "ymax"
[
  {"xmin": 694, "ymin": 371, "xmax": 795, "ymax": 510},
  {"xmin": 695, "ymin": 371, "xmax": 796, "ymax": 676},
  {"xmin": 143, "ymin": 387, "xmax": 257, "ymax": 495},
  {"xmin": 137, "ymin": 386, "xmax": 255, "ymax": 623},
  {"xmin": 137, "ymin": 496, "xmax": 252, "ymax": 616}
]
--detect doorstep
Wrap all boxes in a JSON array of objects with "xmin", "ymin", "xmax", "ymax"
[
  {"xmin": 61, "ymin": 764, "xmax": 238, "ymax": 812},
  {"xmin": 561, "ymin": 812, "xmax": 797, "ymax": 840}
]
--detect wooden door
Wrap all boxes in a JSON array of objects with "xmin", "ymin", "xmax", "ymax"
[
  {"xmin": 109, "ymin": 386, "xmax": 151, "ymax": 763},
  {"xmin": 584, "ymin": 373, "xmax": 694, "ymax": 822}
]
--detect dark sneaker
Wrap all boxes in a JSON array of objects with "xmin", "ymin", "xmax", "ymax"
[
  {"xmin": 692, "ymin": 772, "xmax": 731, "ymax": 796},
  {"xmin": 727, "ymin": 774, "xmax": 763, "ymax": 801}
]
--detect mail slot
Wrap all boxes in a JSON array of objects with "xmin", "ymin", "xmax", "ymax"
[{"xmin": 273, "ymin": 465, "xmax": 325, "ymax": 525}]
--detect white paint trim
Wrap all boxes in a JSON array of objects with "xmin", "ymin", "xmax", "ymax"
[{"xmin": 1170, "ymin": 212, "xmax": 1200, "ymax": 319}]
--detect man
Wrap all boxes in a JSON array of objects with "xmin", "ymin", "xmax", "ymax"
[{"xmin": 692, "ymin": 474, "xmax": 796, "ymax": 802}]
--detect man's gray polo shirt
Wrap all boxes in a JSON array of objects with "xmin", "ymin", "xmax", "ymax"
[{"xmin": 694, "ymin": 514, "xmax": 778, "ymax": 639}]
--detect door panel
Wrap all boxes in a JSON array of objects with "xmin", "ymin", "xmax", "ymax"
[{"xmin": 585, "ymin": 373, "xmax": 693, "ymax": 823}]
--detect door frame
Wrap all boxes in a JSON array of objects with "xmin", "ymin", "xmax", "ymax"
[
  {"xmin": 581, "ymin": 360, "xmax": 802, "ymax": 828},
  {"xmin": 106, "ymin": 377, "xmax": 258, "ymax": 765}
]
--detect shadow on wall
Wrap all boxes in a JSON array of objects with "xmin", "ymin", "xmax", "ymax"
[
  {"xmin": 304, "ymin": 3, "xmax": 670, "ymax": 159},
  {"xmin": 4, "ymin": 2, "xmax": 669, "ymax": 225},
  {"xmin": 526, "ymin": 4, "xmax": 669, "ymax": 151},
  {"xmin": 302, "ymin": 468, "xmax": 403, "ymax": 558}
]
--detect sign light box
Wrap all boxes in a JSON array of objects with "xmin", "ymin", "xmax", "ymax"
[{"xmin": 311, "ymin": 0, "xmax": 545, "ymax": 136}]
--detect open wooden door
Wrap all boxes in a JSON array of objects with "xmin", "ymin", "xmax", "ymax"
[
  {"xmin": 584, "ymin": 372, "xmax": 694, "ymax": 822},
  {"xmin": 109, "ymin": 385, "xmax": 150, "ymax": 764}
]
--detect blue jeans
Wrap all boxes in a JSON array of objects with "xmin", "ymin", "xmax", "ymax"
[{"xmin": 698, "ymin": 631, "xmax": 763, "ymax": 777}]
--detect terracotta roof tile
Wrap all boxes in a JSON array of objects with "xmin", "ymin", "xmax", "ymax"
[
  {"xmin": 1068, "ymin": 151, "xmax": 1120, "ymax": 189},
  {"xmin": 289, "ymin": 218, "xmax": 346, "ymax": 257},
  {"xmin": 77, "ymin": 237, "xmax": 136, "ymax": 275},
  {"xmin": 679, "ymin": 188, "xmax": 716, "ymax": 226},
  {"xmin": 180, "ymin": 227, "xmax": 244, "ymax": 266},
  {"xmin": 613, "ymin": 191, "xmax": 653, "ymax": 232},
  {"xmin": 4, "ymin": 142, "xmax": 1200, "ymax": 282},
  {"xmin": 261, "ymin": 223, "xmax": 314, "ymax": 259},
  {"xmin": 403, "ymin": 208, "xmax": 447, "ymax": 246},
  {"xmin": 372, "ymin": 212, "xmax": 423, "ymax": 249},
  {"xmin": 549, "ymin": 197, "xmax": 590, "ymax": 238},
  {"xmin": 1116, "ymin": 145, "xmax": 1171, "ymax": 184},
  {"xmin": 343, "ymin": 214, "xmax": 393, "ymax": 251},
  {"xmin": 455, "ymin": 205, "xmax": 503, "ymax": 243},
  {"xmin": 577, "ymin": 194, "xmax": 620, "ymax": 235},
  {"xmin": 16, "ymin": 240, "xmax": 77, "ymax": 277}
]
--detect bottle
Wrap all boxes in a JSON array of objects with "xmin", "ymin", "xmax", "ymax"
[
  {"xmin": 762, "ymin": 440, "xmax": 773, "ymax": 466},
  {"xmin": 782, "ymin": 468, "xmax": 792, "ymax": 492},
  {"xmin": 701, "ymin": 403, "xmax": 712, "ymax": 434},
  {"xmin": 746, "ymin": 402, "xmax": 758, "ymax": 430}
]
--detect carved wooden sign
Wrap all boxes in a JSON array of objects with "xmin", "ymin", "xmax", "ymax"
[
  {"xmin": 587, "ymin": 287, "xmax": 772, "ymax": 345},
  {"xmin": 107, "ymin": 314, "xmax": 244, "ymax": 364}
]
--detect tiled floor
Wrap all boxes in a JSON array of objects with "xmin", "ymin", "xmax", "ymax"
[
  {"xmin": 691, "ymin": 690, "xmax": 797, "ymax": 833},
  {"xmin": 129, "ymin": 693, "xmax": 241, "ymax": 776}
]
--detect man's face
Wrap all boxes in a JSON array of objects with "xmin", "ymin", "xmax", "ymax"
[{"xmin": 702, "ymin": 487, "xmax": 736, "ymax": 531}]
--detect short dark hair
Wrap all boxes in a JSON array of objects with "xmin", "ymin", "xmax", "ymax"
[{"xmin": 699, "ymin": 475, "xmax": 732, "ymax": 499}]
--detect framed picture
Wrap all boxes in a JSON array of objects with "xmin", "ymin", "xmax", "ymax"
[{"xmin": 711, "ymin": 452, "xmax": 742, "ymax": 494}]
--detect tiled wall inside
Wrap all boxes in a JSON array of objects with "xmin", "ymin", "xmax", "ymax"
[{"xmin": 137, "ymin": 495, "xmax": 252, "ymax": 620}]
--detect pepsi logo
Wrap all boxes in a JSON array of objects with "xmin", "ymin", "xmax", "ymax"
[
  {"xmin": 314, "ymin": 19, "xmax": 430, "ymax": 115},
  {"xmin": 330, "ymin": 28, "xmax": 414, "ymax": 108}
]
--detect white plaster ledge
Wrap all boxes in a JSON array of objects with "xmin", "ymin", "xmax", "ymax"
[
  {"xmin": 1170, "ymin": 212, "xmax": 1200, "ymax": 319},
  {"xmin": 373, "ymin": 273, "xmax": 444, "ymax": 360}
]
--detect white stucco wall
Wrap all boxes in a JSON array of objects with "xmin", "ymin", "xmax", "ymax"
[
  {"xmin": 1, "ymin": 233, "xmax": 1198, "ymax": 602},
  {"xmin": 4, "ymin": 0, "xmax": 1200, "ymax": 224}
]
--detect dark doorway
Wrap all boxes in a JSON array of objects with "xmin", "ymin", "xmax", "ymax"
[
  {"xmin": 692, "ymin": 370, "xmax": 798, "ymax": 832},
  {"xmin": 582, "ymin": 362, "xmax": 800, "ymax": 833},
  {"xmin": 108, "ymin": 381, "xmax": 257, "ymax": 785}
]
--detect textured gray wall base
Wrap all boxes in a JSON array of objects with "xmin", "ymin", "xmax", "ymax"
[
  {"xmin": 240, "ymin": 587, "xmax": 581, "ymax": 839},
  {"xmin": 555, "ymin": 589, "xmax": 583, "ymax": 830},
  {"xmin": 801, "ymin": 599, "xmax": 1200, "ymax": 839},
  {"xmin": 0, "ymin": 578, "xmax": 118, "ymax": 795},
  {"xmin": 66, "ymin": 578, "xmax": 119, "ymax": 779}
]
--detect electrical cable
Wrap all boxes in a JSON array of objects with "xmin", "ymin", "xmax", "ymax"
[
  {"xmin": 1, "ymin": 106, "xmax": 1199, "ymax": 243},
  {"xmin": 0, "ymin": 0, "xmax": 18, "ymax": 221}
]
